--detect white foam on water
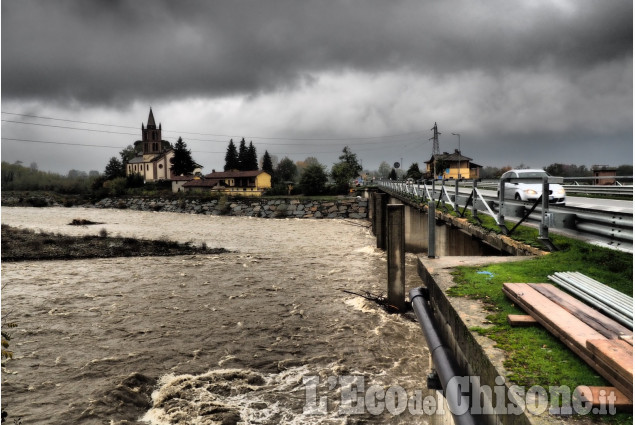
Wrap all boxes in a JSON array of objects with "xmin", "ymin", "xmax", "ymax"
[{"xmin": 140, "ymin": 366, "xmax": 351, "ymax": 425}]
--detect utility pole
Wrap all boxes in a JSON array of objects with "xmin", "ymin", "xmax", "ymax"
[{"xmin": 430, "ymin": 122, "xmax": 441, "ymax": 178}]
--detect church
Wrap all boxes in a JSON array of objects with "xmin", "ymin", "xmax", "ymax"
[{"xmin": 126, "ymin": 109, "xmax": 175, "ymax": 182}]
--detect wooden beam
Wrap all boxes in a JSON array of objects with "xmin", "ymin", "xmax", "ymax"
[
  {"xmin": 586, "ymin": 339, "xmax": 633, "ymax": 383},
  {"xmin": 502, "ymin": 283, "xmax": 633, "ymax": 399},
  {"xmin": 529, "ymin": 283, "xmax": 632, "ymax": 340},
  {"xmin": 507, "ymin": 314, "xmax": 538, "ymax": 326},
  {"xmin": 575, "ymin": 386, "xmax": 633, "ymax": 412}
]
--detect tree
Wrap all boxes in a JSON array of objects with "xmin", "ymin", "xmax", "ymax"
[
  {"xmin": 434, "ymin": 157, "xmax": 450, "ymax": 178},
  {"xmin": 104, "ymin": 157, "xmax": 124, "ymax": 180},
  {"xmin": 275, "ymin": 157, "xmax": 297, "ymax": 183},
  {"xmin": 378, "ymin": 161, "xmax": 391, "ymax": 179},
  {"xmin": 388, "ymin": 168, "xmax": 397, "ymax": 180},
  {"xmin": 119, "ymin": 145, "xmax": 137, "ymax": 165},
  {"xmin": 331, "ymin": 146, "xmax": 363, "ymax": 188},
  {"xmin": 616, "ymin": 164, "xmax": 633, "ymax": 181},
  {"xmin": 261, "ymin": 151, "xmax": 274, "ymax": 176},
  {"xmin": 67, "ymin": 169, "xmax": 87, "ymax": 179},
  {"xmin": 245, "ymin": 141, "xmax": 259, "ymax": 171},
  {"xmin": 295, "ymin": 156, "xmax": 321, "ymax": 177},
  {"xmin": 170, "ymin": 137, "xmax": 198, "ymax": 176},
  {"xmin": 300, "ymin": 163, "xmax": 328, "ymax": 195},
  {"xmin": 224, "ymin": 139, "xmax": 239, "ymax": 171},
  {"xmin": 544, "ymin": 163, "xmax": 592, "ymax": 178},
  {"xmin": 237, "ymin": 138, "xmax": 249, "ymax": 171},
  {"xmin": 406, "ymin": 163, "xmax": 423, "ymax": 180}
]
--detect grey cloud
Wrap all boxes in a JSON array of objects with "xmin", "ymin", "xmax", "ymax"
[{"xmin": 2, "ymin": 0, "xmax": 631, "ymax": 105}]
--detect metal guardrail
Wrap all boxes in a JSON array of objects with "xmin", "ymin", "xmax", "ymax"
[
  {"xmin": 562, "ymin": 185, "xmax": 633, "ymax": 196},
  {"xmin": 477, "ymin": 179, "xmax": 633, "ymax": 197},
  {"xmin": 377, "ymin": 179, "xmax": 633, "ymax": 251}
]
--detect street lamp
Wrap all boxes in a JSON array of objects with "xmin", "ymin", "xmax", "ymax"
[{"xmin": 452, "ymin": 133, "xmax": 461, "ymax": 179}]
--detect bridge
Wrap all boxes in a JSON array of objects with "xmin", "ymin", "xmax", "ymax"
[{"xmin": 373, "ymin": 178, "xmax": 633, "ymax": 253}]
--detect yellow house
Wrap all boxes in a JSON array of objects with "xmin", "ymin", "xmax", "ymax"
[
  {"xmin": 425, "ymin": 150, "xmax": 482, "ymax": 180},
  {"xmin": 183, "ymin": 170, "xmax": 272, "ymax": 197}
]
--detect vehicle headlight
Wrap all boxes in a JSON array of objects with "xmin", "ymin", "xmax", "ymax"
[
  {"xmin": 524, "ymin": 189, "xmax": 538, "ymax": 195},
  {"xmin": 555, "ymin": 188, "xmax": 565, "ymax": 195}
]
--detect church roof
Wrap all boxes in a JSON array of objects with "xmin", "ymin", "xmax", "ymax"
[{"xmin": 146, "ymin": 108, "xmax": 157, "ymax": 128}]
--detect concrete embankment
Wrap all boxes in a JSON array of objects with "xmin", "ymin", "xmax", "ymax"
[
  {"xmin": 92, "ymin": 197, "xmax": 368, "ymax": 218},
  {"xmin": 1, "ymin": 193, "xmax": 369, "ymax": 219},
  {"xmin": 417, "ymin": 256, "xmax": 595, "ymax": 425}
]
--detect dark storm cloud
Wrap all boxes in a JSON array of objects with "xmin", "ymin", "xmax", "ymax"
[{"xmin": 2, "ymin": 0, "xmax": 631, "ymax": 105}]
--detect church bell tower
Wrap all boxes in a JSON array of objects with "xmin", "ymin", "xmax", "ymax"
[{"xmin": 142, "ymin": 108, "xmax": 162, "ymax": 155}]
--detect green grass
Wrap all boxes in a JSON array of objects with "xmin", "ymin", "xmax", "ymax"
[{"xmin": 447, "ymin": 234, "xmax": 632, "ymax": 423}]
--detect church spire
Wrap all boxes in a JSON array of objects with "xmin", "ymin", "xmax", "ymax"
[{"xmin": 147, "ymin": 108, "xmax": 156, "ymax": 129}]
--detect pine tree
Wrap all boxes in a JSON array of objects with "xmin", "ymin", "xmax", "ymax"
[
  {"xmin": 237, "ymin": 138, "xmax": 248, "ymax": 171},
  {"xmin": 224, "ymin": 139, "xmax": 239, "ymax": 171},
  {"xmin": 170, "ymin": 137, "xmax": 198, "ymax": 176},
  {"xmin": 262, "ymin": 150, "xmax": 274, "ymax": 175},
  {"xmin": 246, "ymin": 141, "xmax": 258, "ymax": 170}
]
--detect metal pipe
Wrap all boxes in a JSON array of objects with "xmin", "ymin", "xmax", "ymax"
[
  {"xmin": 552, "ymin": 273, "xmax": 633, "ymax": 315},
  {"xmin": 409, "ymin": 288, "xmax": 477, "ymax": 425},
  {"xmin": 565, "ymin": 274, "xmax": 632, "ymax": 310},
  {"xmin": 567, "ymin": 272, "xmax": 633, "ymax": 308},
  {"xmin": 548, "ymin": 276, "xmax": 633, "ymax": 328}
]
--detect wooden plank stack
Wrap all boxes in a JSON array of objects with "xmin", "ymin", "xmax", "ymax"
[{"xmin": 502, "ymin": 282, "xmax": 633, "ymax": 402}]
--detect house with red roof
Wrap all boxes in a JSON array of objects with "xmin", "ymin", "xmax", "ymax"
[{"xmin": 182, "ymin": 169, "xmax": 272, "ymax": 197}]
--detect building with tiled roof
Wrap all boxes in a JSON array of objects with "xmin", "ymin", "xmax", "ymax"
[
  {"xmin": 182, "ymin": 169, "xmax": 271, "ymax": 197},
  {"xmin": 424, "ymin": 149, "xmax": 482, "ymax": 180}
]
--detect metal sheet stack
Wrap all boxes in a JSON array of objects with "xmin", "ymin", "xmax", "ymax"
[{"xmin": 548, "ymin": 271, "xmax": 633, "ymax": 329}]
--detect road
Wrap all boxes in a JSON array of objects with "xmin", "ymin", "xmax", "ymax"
[
  {"xmin": 451, "ymin": 187, "xmax": 633, "ymax": 214},
  {"xmin": 565, "ymin": 196, "xmax": 633, "ymax": 214}
]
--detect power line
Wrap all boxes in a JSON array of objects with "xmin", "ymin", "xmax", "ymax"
[
  {"xmin": 2, "ymin": 118, "xmax": 426, "ymax": 153},
  {"xmin": 1, "ymin": 137, "xmax": 226, "ymax": 154},
  {"xmin": 1, "ymin": 137, "xmax": 124, "ymax": 149},
  {"xmin": 2, "ymin": 111, "xmax": 428, "ymax": 143}
]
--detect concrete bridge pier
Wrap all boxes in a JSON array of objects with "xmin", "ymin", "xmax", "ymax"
[
  {"xmin": 373, "ymin": 193, "xmax": 388, "ymax": 250},
  {"xmin": 386, "ymin": 204, "xmax": 406, "ymax": 312}
]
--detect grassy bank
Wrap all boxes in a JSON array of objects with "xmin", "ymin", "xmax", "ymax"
[
  {"xmin": 1, "ymin": 225, "xmax": 227, "ymax": 262},
  {"xmin": 447, "ymin": 233, "xmax": 632, "ymax": 424}
]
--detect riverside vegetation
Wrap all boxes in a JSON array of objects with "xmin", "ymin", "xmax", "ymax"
[{"xmin": 1, "ymin": 224, "xmax": 227, "ymax": 262}]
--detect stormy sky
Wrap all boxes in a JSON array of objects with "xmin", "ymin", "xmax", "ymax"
[{"xmin": 2, "ymin": 0, "xmax": 632, "ymax": 175}]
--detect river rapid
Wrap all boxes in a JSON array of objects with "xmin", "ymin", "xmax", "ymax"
[{"xmin": 2, "ymin": 207, "xmax": 440, "ymax": 424}]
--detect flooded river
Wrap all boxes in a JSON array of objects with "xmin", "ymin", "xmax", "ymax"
[{"xmin": 2, "ymin": 207, "xmax": 440, "ymax": 424}]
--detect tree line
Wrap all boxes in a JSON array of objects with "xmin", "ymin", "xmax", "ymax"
[{"xmin": 222, "ymin": 139, "xmax": 363, "ymax": 196}]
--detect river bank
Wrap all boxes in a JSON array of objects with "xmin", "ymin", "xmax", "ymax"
[
  {"xmin": 1, "ymin": 224, "xmax": 226, "ymax": 262},
  {"xmin": 1, "ymin": 192, "xmax": 369, "ymax": 219}
]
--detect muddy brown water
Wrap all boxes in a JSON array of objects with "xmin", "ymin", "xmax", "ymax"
[{"xmin": 1, "ymin": 207, "xmax": 444, "ymax": 424}]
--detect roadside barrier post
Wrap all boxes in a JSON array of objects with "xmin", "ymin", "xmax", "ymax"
[
  {"xmin": 540, "ymin": 176, "xmax": 549, "ymax": 240},
  {"xmin": 471, "ymin": 179, "xmax": 478, "ymax": 218},
  {"xmin": 454, "ymin": 179, "xmax": 460, "ymax": 205}
]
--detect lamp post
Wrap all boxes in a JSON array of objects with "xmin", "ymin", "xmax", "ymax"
[{"xmin": 452, "ymin": 133, "xmax": 461, "ymax": 179}]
